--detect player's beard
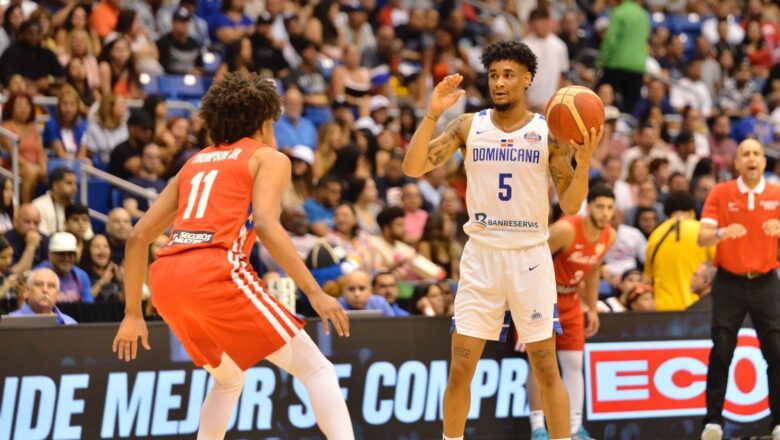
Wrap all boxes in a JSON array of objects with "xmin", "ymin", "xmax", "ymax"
[{"xmin": 589, "ymin": 213, "xmax": 605, "ymax": 230}]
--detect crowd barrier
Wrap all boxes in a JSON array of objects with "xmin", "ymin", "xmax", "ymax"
[{"xmin": 0, "ymin": 312, "xmax": 773, "ymax": 439}]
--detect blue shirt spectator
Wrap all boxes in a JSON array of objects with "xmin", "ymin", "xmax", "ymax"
[
  {"xmin": 303, "ymin": 177, "xmax": 342, "ymax": 236},
  {"xmin": 43, "ymin": 117, "xmax": 87, "ymax": 154},
  {"xmin": 10, "ymin": 301, "xmax": 77, "ymax": 325},
  {"xmin": 338, "ymin": 270, "xmax": 395, "ymax": 317},
  {"xmin": 372, "ymin": 272, "xmax": 409, "ymax": 316},
  {"xmin": 35, "ymin": 232, "xmax": 93, "ymax": 304},
  {"xmin": 157, "ymin": 0, "xmax": 212, "ymax": 46},
  {"xmin": 9, "ymin": 267, "xmax": 77, "ymax": 325},
  {"xmin": 274, "ymin": 87, "xmax": 318, "ymax": 151},
  {"xmin": 339, "ymin": 294, "xmax": 395, "ymax": 317},
  {"xmin": 211, "ymin": 7, "xmax": 253, "ymax": 45}
]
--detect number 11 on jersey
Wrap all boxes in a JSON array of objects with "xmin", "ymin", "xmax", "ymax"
[{"xmin": 183, "ymin": 170, "xmax": 218, "ymax": 219}]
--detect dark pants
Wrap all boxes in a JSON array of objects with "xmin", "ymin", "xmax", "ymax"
[
  {"xmin": 704, "ymin": 269, "xmax": 780, "ymax": 427},
  {"xmin": 598, "ymin": 68, "xmax": 644, "ymax": 114}
]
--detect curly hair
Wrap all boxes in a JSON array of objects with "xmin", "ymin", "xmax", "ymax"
[
  {"xmin": 200, "ymin": 72, "xmax": 282, "ymax": 145},
  {"xmin": 480, "ymin": 40, "xmax": 538, "ymax": 78}
]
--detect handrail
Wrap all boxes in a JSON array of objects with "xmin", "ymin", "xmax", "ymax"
[
  {"xmin": 1, "ymin": 95, "xmax": 198, "ymax": 113},
  {"xmin": 80, "ymin": 164, "xmax": 159, "ymax": 219},
  {"xmin": 0, "ymin": 126, "xmax": 20, "ymax": 206}
]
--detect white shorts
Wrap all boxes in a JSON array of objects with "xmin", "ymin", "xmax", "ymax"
[{"xmin": 454, "ymin": 240, "xmax": 560, "ymax": 343}]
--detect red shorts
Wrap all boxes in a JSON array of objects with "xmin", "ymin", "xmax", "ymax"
[
  {"xmin": 555, "ymin": 292, "xmax": 584, "ymax": 351},
  {"xmin": 149, "ymin": 247, "xmax": 304, "ymax": 370}
]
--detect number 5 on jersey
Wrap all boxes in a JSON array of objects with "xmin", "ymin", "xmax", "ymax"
[
  {"xmin": 183, "ymin": 170, "xmax": 218, "ymax": 219},
  {"xmin": 498, "ymin": 173, "xmax": 512, "ymax": 201}
]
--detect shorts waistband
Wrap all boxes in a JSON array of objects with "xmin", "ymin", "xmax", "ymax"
[{"xmin": 720, "ymin": 268, "xmax": 775, "ymax": 280}]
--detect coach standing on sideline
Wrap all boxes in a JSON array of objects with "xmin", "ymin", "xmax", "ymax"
[{"xmin": 698, "ymin": 139, "xmax": 780, "ymax": 440}]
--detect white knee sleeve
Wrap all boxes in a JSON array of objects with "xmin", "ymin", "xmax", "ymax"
[{"xmin": 198, "ymin": 353, "xmax": 246, "ymax": 440}]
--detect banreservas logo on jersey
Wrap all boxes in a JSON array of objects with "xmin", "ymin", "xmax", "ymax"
[
  {"xmin": 168, "ymin": 230, "xmax": 215, "ymax": 245},
  {"xmin": 465, "ymin": 212, "xmax": 540, "ymax": 234}
]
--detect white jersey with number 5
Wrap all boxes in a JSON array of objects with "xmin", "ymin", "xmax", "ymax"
[{"xmin": 462, "ymin": 109, "xmax": 550, "ymax": 249}]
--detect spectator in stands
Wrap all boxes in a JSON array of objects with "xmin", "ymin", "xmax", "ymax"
[
  {"xmin": 109, "ymin": 9, "xmax": 162, "ymax": 76},
  {"xmin": 260, "ymin": 207, "xmax": 317, "ymax": 274},
  {"xmin": 79, "ymin": 233, "xmax": 123, "ymax": 302},
  {"xmin": 303, "ymin": 177, "xmax": 342, "ymax": 237},
  {"xmin": 625, "ymin": 283, "xmax": 655, "ymax": 312},
  {"xmin": 522, "ymin": 8, "xmax": 569, "ymax": 112},
  {"xmin": 0, "ymin": 176, "xmax": 13, "ymax": 234},
  {"xmin": 0, "ymin": 236, "xmax": 23, "ymax": 313},
  {"xmin": 54, "ymin": 4, "xmax": 102, "ymax": 61},
  {"xmin": 709, "ymin": 112, "xmax": 739, "ymax": 172},
  {"xmin": 214, "ymin": 36, "xmax": 253, "ymax": 81},
  {"xmin": 98, "ymin": 36, "xmax": 142, "ymax": 99},
  {"xmin": 1, "ymin": 5, "xmax": 24, "ymax": 54},
  {"xmin": 411, "ymin": 281, "xmax": 447, "ymax": 316},
  {"xmin": 743, "ymin": 19, "xmax": 773, "ymax": 70},
  {"xmin": 35, "ymin": 232, "xmax": 92, "ymax": 303},
  {"xmin": 374, "ymin": 206, "xmax": 414, "ymax": 275},
  {"xmin": 9, "ymin": 268, "xmax": 77, "ymax": 324},
  {"xmin": 213, "ymin": 0, "xmax": 253, "ymax": 46},
  {"xmin": 345, "ymin": 177, "xmax": 381, "ymax": 235},
  {"xmin": 417, "ymin": 212, "xmax": 461, "ymax": 280},
  {"xmin": 689, "ymin": 262, "xmax": 717, "ymax": 304},
  {"xmin": 57, "ymin": 28, "xmax": 101, "ymax": 94},
  {"xmin": 337, "ymin": 269, "xmax": 395, "ymax": 317},
  {"xmin": 675, "ymin": 131, "xmax": 700, "ymax": 180},
  {"xmin": 668, "ymin": 171, "xmax": 690, "ymax": 193},
  {"xmin": 313, "ymin": 123, "xmax": 344, "ymax": 180},
  {"xmin": 90, "ymin": 0, "xmax": 122, "ymax": 39},
  {"xmin": 31, "ymin": 167, "xmax": 77, "ymax": 235},
  {"xmin": 343, "ymin": 3, "xmax": 375, "ymax": 54},
  {"xmin": 401, "ymin": 183, "xmax": 427, "ymax": 244},
  {"xmin": 332, "ymin": 43, "xmax": 371, "ymax": 109},
  {"xmin": 693, "ymin": 174, "xmax": 717, "ymax": 217},
  {"xmin": 596, "ymin": 0, "xmax": 649, "ymax": 112},
  {"xmin": 157, "ymin": 0, "xmax": 210, "ymax": 47},
  {"xmin": 163, "ymin": 117, "xmax": 198, "ymax": 178},
  {"xmin": 105, "ymin": 207, "xmax": 132, "ymax": 264},
  {"xmin": 142, "ymin": 95, "xmax": 169, "ymax": 145},
  {"xmin": 622, "ymin": 123, "xmax": 682, "ymax": 177},
  {"xmin": 280, "ymin": 145, "xmax": 315, "ymax": 210},
  {"xmin": 376, "ymin": 153, "xmax": 414, "ymax": 205},
  {"xmin": 250, "ymin": 12, "xmax": 289, "ymax": 79},
  {"xmin": 5, "ymin": 204, "xmax": 48, "ymax": 274},
  {"xmin": 64, "ymin": 203, "xmax": 90, "ymax": 260},
  {"xmin": 1, "ymin": 93, "xmax": 46, "ymax": 204},
  {"xmin": 123, "ymin": 142, "xmax": 165, "ymax": 218},
  {"xmin": 327, "ymin": 203, "xmax": 377, "ymax": 274},
  {"xmin": 604, "ymin": 209, "xmax": 647, "ymax": 287},
  {"xmin": 274, "ymin": 88, "xmax": 318, "ymax": 152},
  {"xmin": 658, "ymin": 34, "xmax": 687, "ymax": 81},
  {"xmin": 418, "ymin": 167, "xmax": 447, "ymax": 211},
  {"xmin": 440, "ymin": 187, "xmax": 468, "ymax": 245},
  {"xmin": 157, "ymin": 7, "xmax": 203, "ymax": 75},
  {"xmin": 632, "ymin": 79, "xmax": 675, "ymax": 120},
  {"xmin": 671, "ymin": 58, "xmax": 714, "ymax": 117},
  {"xmin": 286, "ymin": 40, "xmax": 331, "ymax": 127},
  {"xmin": 65, "ymin": 57, "xmax": 97, "ymax": 107},
  {"xmin": 0, "ymin": 20, "xmax": 63, "ymax": 94},
  {"xmin": 109, "ymin": 111, "xmax": 154, "ymax": 180},
  {"xmin": 646, "ymin": 191, "xmax": 715, "ymax": 311},
  {"xmin": 626, "ymin": 180, "xmax": 665, "ymax": 228},
  {"xmin": 86, "ymin": 93, "xmax": 129, "ymax": 167},
  {"xmin": 372, "ymin": 271, "xmax": 408, "ymax": 317},
  {"xmin": 719, "ymin": 61, "xmax": 762, "ymax": 117},
  {"xmin": 43, "ymin": 85, "xmax": 88, "ymax": 161}
]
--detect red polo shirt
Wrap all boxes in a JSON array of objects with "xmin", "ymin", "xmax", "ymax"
[{"xmin": 701, "ymin": 177, "xmax": 780, "ymax": 274}]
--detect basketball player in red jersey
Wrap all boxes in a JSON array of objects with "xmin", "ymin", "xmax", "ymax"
[
  {"xmin": 526, "ymin": 185, "xmax": 616, "ymax": 440},
  {"xmin": 111, "ymin": 73, "xmax": 354, "ymax": 440}
]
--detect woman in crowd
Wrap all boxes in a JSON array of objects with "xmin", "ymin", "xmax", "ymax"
[
  {"xmin": 1, "ymin": 93, "xmax": 46, "ymax": 203},
  {"xmin": 43, "ymin": 85, "xmax": 89, "ymax": 161},
  {"xmin": 0, "ymin": 176, "xmax": 14, "ymax": 233},
  {"xmin": 327, "ymin": 203, "xmax": 378, "ymax": 274},
  {"xmin": 411, "ymin": 282, "xmax": 448, "ymax": 316},
  {"xmin": 30, "ymin": 8, "xmax": 57, "ymax": 51},
  {"xmin": 625, "ymin": 158, "xmax": 650, "ymax": 208},
  {"xmin": 2, "ymin": 5, "xmax": 23, "ymax": 44},
  {"xmin": 314, "ymin": 122, "xmax": 346, "ymax": 180},
  {"xmin": 417, "ymin": 212, "xmax": 461, "ymax": 280},
  {"xmin": 110, "ymin": 8, "xmax": 162, "ymax": 75},
  {"xmin": 65, "ymin": 57, "xmax": 97, "ymax": 107},
  {"xmin": 345, "ymin": 177, "xmax": 381, "ymax": 235},
  {"xmin": 98, "ymin": 37, "xmax": 143, "ymax": 99},
  {"xmin": 0, "ymin": 236, "xmax": 22, "ymax": 314},
  {"xmin": 633, "ymin": 206, "xmax": 659, "ymax": 239},
  {"xmin": 79, "ymin": 233, "xmax": 123, "ymax": 302},
  {"xmin": 86, "ymin": 93, "xmax": 129, "ymax": 167},
  {"xmin": 215, "ymin": 37, "xmax": 254, "ymax": 81},
  {"xmin": 213, "ymin": 0, "xmax": 254, "ymax": 46},
  {"xmin": 331, "ymin": 44, "xmax": 371, "ymax": 108},
  {"xmin": 142, "ymin": 95, "xmax": 172, "ymax": 148},
  {"xmin": 54, "ymin": 4, "xmax": 101, "ymax": 57},
  {"xmin": 282, "ymin": 146, "xmax": 315, "ymax": 210},
  {"xmin": 58, "ymin": 28, "xmax": 100, "ymax": 93},
  {"xmin": 163, "ymin": 117, "xmax": 197, "ymax": 178}
]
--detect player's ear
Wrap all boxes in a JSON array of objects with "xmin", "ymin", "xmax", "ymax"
[{"xmin": 523, "ymin": 72, "xmax": 533, "ymax": 90}]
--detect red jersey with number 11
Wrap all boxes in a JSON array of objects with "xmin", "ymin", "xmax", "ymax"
[
  {"xmin": 157, "ymin": 138, "xmax": 266, "ymax": 259},
  {"xmin": 552, "ymin": 215, "xmax": 612, "ymax": 295}
]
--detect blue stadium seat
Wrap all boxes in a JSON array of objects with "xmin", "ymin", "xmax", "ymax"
[
  {"xmin": 142, "ymin": 75, "xmax": 160, "ymax": 96},
  {"xmin": 47, "ymin": 158, "xmax": 81, "ymax": 183},
  {"xmin": 110, "ymin": 188, "xmax": 124, "ymax": 209},
  {"xmin": 87, "ymin": 178, "xmax": 112, "ymax": 216},
  {"xmin": 202, "ymin": 51, "xmax": 222, "ymax": 74},
  {"xmin": 159, "ymin": 75, "xmax": 206, "ymax": 99}
]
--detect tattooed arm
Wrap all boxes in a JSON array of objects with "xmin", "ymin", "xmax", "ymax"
[
  {"xmin": 403, "ymin": 113, "xmax": 472, "ymax": 177},
  {"xmin": 549, "ymin": 126, "xmax": 603, "ymax": 214}
]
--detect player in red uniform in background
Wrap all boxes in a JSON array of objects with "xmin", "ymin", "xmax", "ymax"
[
  {"xmin": 112, "ymin": 73, "xmax": 354, "ymax": 440},
  {"xmin": 527, "ymin": 185, "xmax": 616, "ymax": 440}
]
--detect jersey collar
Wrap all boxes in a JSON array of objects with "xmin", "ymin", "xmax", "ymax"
[{"xmin": 737, "ymin": 176, "xmax": 766, "ymax": 195}]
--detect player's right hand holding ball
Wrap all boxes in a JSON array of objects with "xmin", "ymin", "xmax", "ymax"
[{"xmin": 427, "ymin": 74, "xmax": 466, "ymax": 118}]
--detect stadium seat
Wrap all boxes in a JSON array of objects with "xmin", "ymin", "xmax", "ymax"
[
  {"xmin": 110, "ymin": 188, "xmax": 124, "ymax": 209},
  {"xmin": 142, "ymin": 74, "xmax": 160, "ymax": 96},
  {"xmin": 47, "ymin": 158, "xmax": 82, "ymax": 183},
  {"xmin": 159, "ymin": 75, "xmax": 206, "ymax": 99},
  {"xmin": 87, "ymin": 178, "xmax": 112, "ymax": 215}
]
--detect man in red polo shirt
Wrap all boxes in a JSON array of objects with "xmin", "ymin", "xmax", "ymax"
[{"xmin": 698, "ymin": 139, "xmax": 780, "ymax": 440}]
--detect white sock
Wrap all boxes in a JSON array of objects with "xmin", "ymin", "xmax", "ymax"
[
  {"xmin": 198, "ymin": 353, "xmax": 246, "ymax": 440},
  {"xmin": 530, "ymin": 410, "xmax": 546, "ymax": 431},
  {"xmin": 266, "ymin": 331, "xmax": 354, "ymax": 440},
  {"xmin": 558, "ymin": 350, "xmax": 584, "ymax": 432},
  {"xmin": 443, "ymin": 436, "xmax": 464, "ymax": 440}
]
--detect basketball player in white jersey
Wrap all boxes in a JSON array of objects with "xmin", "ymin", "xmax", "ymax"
[{"xmin": 403, "ymin": 41, "xmax": 603, "ymax": 440}]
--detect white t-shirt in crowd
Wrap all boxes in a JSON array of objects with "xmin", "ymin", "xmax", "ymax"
[{"xmin": 522, "ymin": 33, "xmax": 569, "ymax": 109}]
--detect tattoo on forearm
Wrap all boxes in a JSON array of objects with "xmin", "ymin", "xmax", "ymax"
[
  {"xmin": 427, "ymin": 115, "xmax": 467, "ymax": 166},
  {"xmin": 453, "ymin": 346, "xmax": 472, "ymax": 359}
]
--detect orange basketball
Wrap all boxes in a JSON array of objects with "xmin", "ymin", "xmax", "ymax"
[{"xmin": 545, "ymin": 86, "xmax": 605, "ymax": 145}]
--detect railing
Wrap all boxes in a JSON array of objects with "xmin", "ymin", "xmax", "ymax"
[
  {"xmin": 0, "ymin": 126, "xmax": 20, "ymax": 206},
  {"xmin": 79, "ymin": 164, "xmax": 159, "ymax": 224}
]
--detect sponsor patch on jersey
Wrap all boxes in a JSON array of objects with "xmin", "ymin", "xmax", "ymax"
[
  {"xmin": 169, "ymin": 230, "xmax": 215, "ymax": 245},
  {"xmin": 464, "ymin": 212, "xmax": 539, "ymax": 233},
  {"xmin": 524, "ymin": 131, "xmax": 541, "ymax": 144}
]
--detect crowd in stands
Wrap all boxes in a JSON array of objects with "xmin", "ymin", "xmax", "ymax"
[{"xmin": 0, "ymin": 0, "xmax": 779, "ymax": 322}]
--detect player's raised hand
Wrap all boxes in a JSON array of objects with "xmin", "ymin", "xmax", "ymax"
[
  {"xmin": 428, "ymin": 74, "xmax": 466, "ymax": 117},
  {"xmin": 310, "ymin": 291, "xmax": 350, "ymax": 337},
  {"xmin": 571, "ymin": 125, "xmax": 604, "ymax": 164},
  {"xmin": 112, "ymin": 313, "xmax": 151, "ymax": 362}
]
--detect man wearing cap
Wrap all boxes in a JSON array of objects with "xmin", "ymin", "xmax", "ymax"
[
  {"xmin": 109, "ymin": 111, "xmax": 154, "ymax": 180},
  {"xmin": 157, "ymin": 0, "xmax": 211, "ymax": 46},
  {"xmin": 698, "ymin": 139, "xmax": 780, "ymax": 440},
  {"xmin": 9, "ymin": 268, "xmax": 77, "ymax": 325},
  {"xmin": 274, "ymin": 87, "xmax": 317, "ymax": 151},
  {"xmin": 157, "ymin": 7, "xmax": 204, "ymax": 75},
  {"xmin": 34, "ymin": 232, "xmax": 93, "ymax": 304}
]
